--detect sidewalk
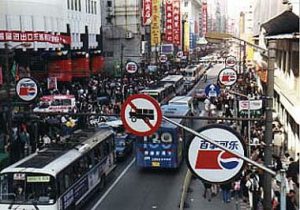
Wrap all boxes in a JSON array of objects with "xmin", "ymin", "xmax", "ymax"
[{"xmin": 184, "ymin": 177, "xmax": 251, "ymax": 210}]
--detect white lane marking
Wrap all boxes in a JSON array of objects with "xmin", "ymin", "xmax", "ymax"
[{"xmin": 91, "ymin": 157, "xmax": 136, "ymax": 210}]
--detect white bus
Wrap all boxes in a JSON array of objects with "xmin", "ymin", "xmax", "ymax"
[
  {"xmin": 140, "ymin": 83, "xmax": 175, "ymax": 105},
  {"xmin": 160, "ymin": 75, "xmax": 185, "ymax": 95},
  {"xmin": 0, "ymin": 128, "xmax": 116, "ymax": 210},
  {"xmin": 182, "ymin": 64, "xmax": 205, "ymax": 83},
  {"xmin": 168, "ymin": 96, "xmax": 195, "ymax": 114}
]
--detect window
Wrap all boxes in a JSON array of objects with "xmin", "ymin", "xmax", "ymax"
[
  {"xmin": 67, "ymin": 0, "xmax": 70, "ymax": 9},
  {"xmin": 86, "ymin": 0, "xmax": 87, "ymax": 12},
  {"xmin": 78, "ymin": 0, "xmax": 81, "ymax": 11},
  {"xmin": 71, "ymin": 0, "xmax": 74, "ymax": 10},
  {"xmin": 88, "ymin": 0, "xmax": 91, "ymax": 13},
  {"xmin": 107, "ymin": 0, "xmax": 112, "ymax": 7},
  {"xmin": 184, "ymin": 1, "xmax": 188, "ymax": 7},
  {"xmin": 94, "ymin": 1, "xmax": 97, "ymax": 14},
  {"xmin": 91, "ymin": 0, "xmax": 94, "ymax": 14},
  {"xmin": 75, "ymin": 0, "xmax": 77, "ymax": 10},
  {"xmin": 291, "ymin": 51, "xmax": 299, "ymax": 76}
]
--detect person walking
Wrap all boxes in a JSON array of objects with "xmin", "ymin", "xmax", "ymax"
[
  {"xmin": 220, "ymin": 182, "xmax": 232, "ymax": 203},
  {"xmin": 202, "ymin": 181, "xmax": 212, "ymax": 202}
]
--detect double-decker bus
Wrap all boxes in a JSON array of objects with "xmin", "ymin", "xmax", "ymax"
[
  {"xmin": 182, "ymin": 64, "xmax": 205, "ymax": 84},
  {"xmin": 140, "ymin": 83, "xmax": 175, "ymax": 105},
  {"xmin": 160, "ymin": 75, "xmax": 185, "ymax": 95},
  {"xmin": 136, "ymin": 105, "xmax": 193, "ymax": 168},
  {"xmin": 0, "ymin": 128, "xmax": 116, "ymax": 210}
]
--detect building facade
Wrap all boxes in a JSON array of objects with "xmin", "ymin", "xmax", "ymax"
[
  {"xmin": 0, "ymin": 0, "xmax": 104, "ymax": 83},
  {"xmin": 253, "ymin": 0, "xmax": 300, "ymax": 157}
]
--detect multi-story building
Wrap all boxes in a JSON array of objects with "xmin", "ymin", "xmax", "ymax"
[
  {"xmin": 253, "ymin": 0, "xmax": 300, "ymax": 157},
  {"xmin": 0, "ymin": 0, "xmax": 104, "ymax": 83},
  {"xmin": 100, "ymin": 0, "xmax": 142, "ymax": 74}
]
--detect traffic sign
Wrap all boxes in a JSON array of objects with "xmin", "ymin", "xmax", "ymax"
[
  {"xmin": 159, "ymin": 54, "xmax": 168, "ymax": 63},
  {"xmin": 16, "ymin": 77, "xmax": 39, "ymax": 102},
  {"xmin": 218, "ymin": 67, "xmax": 237, "ymax": 86},
  {"xmin": 225, "ymin": 56, "xmax": 237, "ymax": 67},
  {"xmin": 176, "ymin": 51, "xmax": 183, "ymax": 58},
  {"xmin": 125, "ymin": 61, "xmax": 138, "ymax": 74},
  {"xmin": 120, "ymin": 94, "xmax": 162, "ymax": 136},
  {"xmin": 186, "ymin": 124, "xmax": 246, "ymax": 183},
  {"xmin": 204, "ymin": 84, "xmax": 220, "ymax": 98}
]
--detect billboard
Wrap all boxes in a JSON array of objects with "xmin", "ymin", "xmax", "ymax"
[{"xmin": 142, "ymin": 0, "xmax": 152, "ymax": 25}]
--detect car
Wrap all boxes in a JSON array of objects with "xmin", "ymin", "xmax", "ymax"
[
  {"xmin": 114, "ymin": 133, "xmax": 135, "ymax": 160},
  {"xmin": 193, "ymin": 88, "xmax": 207, "ymax": 101},
  {"xmin": 183, "ymin": 80, "xmax": 194, "ymax": 91}
]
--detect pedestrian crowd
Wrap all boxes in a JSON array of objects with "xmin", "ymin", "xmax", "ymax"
[{"xmin": 200, "ymin": 67, "xmax": 299, "ymax": 210}]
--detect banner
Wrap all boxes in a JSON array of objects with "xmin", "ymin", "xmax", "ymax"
[
  {"xmin": 143, "ymin": 0, "xmax": 152, "ymax": 25},
  {"xmin": 165, "ymin": 0, "xmax": 173, "ymax": 43},
  {"xmin": 0, "ymin": 30, "xmax": 71, "ymax": 45},
  {"xmin": 201, "ymin": 2, "xmax": 207, "ymax": 37},
  {"xmin": 173, "ymin": 0, "xmax": 181, "ymax": 46},
  {"xmin": 184, "ymin": 20, "xmax": 189, "ymax": 52},
  {"xmin": 151, "ymin": 0, "xmax": 161, "ymax": 46}
]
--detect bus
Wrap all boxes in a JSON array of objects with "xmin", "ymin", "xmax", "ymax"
[
  {"xmin": 160, "ymin": 75, "xmax": 185, "ymax": 95},
  {"xmin": 140, "ymin": 83, "xmax": 175, "ymax": 104},
  {"xmin": 168, "ymin": 96, "xmax": 196, "ymax": 115},
  {"xmin": 0, "ymin": 128, "xmax": 116, "ymax": 210},
  {"xmin": 182, "ymin": 64, "xmax": 205, "ymax": 84},
  {"xmin": 136, "ymin": 105, "xmax": 193, "ymax": 168}
]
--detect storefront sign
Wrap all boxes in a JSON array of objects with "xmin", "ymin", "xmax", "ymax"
[
  {"xmin": 0, "ymin": 30, "xmax": 71, "ymax": 45},
  {"xmin": 142, "ymin": 0, "xmax": 152, "ymax": 25},
  {"xmin": 151, "ymin": 0, "xmax": 161, "ymax": 46},
  {"xmin": 165, "ymin": 0, "xmax": 174, "ymax": 43},
  {"xmin": 173, "ymin": 0, "xmax": 181, "ymax": 46}
]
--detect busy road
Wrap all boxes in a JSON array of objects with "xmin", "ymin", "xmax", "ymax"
[{"xmin": 84, "ymin": 63, "xmax": 225, "ymax": 210}]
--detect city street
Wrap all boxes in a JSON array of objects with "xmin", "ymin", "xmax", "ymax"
[{"xmin": 85, "ymin": 64, "xmax": 231, "ymax": 210}]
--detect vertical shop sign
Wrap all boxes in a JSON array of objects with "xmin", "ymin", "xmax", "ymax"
[
  {"xmin": 165, "ymin": 0, "xmax": 173, "ymax": 43},
  {"xmin": 173, "ymin": 0, "xmax": 181, "ymax": 46},
  {"xmin": 184, "ymin": 19, "xmax": 190, "ymax": 52},
  {"xmin": 202, "ymin": 2, "xmax": 207, "ymax": 37},
  {"xmin": 151, "ymin": 0, "xmax": 161, "ymax": 46},
  {"xmin": 143, "ymin": 0, "xmax": 152, "ymax": 25}
]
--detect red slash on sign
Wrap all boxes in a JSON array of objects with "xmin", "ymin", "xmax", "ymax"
[{"xmin": 121, "ymin": 94, "xmax": 162, "ymax": 137}]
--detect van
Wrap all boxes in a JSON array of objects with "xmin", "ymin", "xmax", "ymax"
[{"xmin": 168, "ymin": 96, "xmax": 196, "ymax": 114}]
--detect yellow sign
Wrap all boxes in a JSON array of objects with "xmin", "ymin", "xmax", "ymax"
[
  {"xmin": 152, "ymin": 162, "xmax": 160, "ymax": 167},
  {"xmin": 151, "ymin": 0, "xmax": 161, "ymax": 46},
  {"xmin": 184, "ymin": 21, "xmax": 189, "ymax": 52}
]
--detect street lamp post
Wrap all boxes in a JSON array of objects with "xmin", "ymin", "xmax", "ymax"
[{"xmin": 228, "ymin": 90, "xmax": 251, "ymax": 156}]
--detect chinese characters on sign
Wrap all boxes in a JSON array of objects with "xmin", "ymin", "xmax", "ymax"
[
  {"xmin": 165, "ymin": 0, "xmax": 174, "ymax": 43},
  {"xmin": 173, "ymin": 0, "xmax": 181, "ymax": 46},
  {"xmin": 151, "ymin": 0, "xmax": 161, "ymax": 46},
  {"xmin": 0, "ymin": 30, "xmax": 71, "ymax": 45},
  {"xmin": 143, "ymin": 0, "xmax": 152, "ymax": 25},
  {"xmin": 201, "ymin": 2, "xmax": 207, "ymax": 37}
]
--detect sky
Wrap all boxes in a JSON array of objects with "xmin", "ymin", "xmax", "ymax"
[{"xmin": 227, "ymin": 0, "xmax": 250, "ymax": 19}]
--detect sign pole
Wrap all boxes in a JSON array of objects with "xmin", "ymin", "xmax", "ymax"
[
  {"xmin": 162, "ymin": 116, "xmax": 276, "ymax": 176},
  {"xmin": 280, "ymin": 169, "xmax": 286, "ymax": 210}
]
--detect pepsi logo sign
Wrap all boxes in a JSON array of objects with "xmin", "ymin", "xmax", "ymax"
[
  {"xmin": 16, "ymin": 77, "xmax": 39, "ymax": 102},
  {"xmin": 125, "ymin": 61, "xmax": 138, "ymax": 74},
  {"xmin": 186, "ymin": 124, "xmax": 246, "ymax": 183},
  {"xmin": 218, "ymin": 68, "xmax": 237, "ymax": 86},
  {"xmin": 159, "ymin": 54, "xmax": 168, "ymax": 63},
  {"xmin": 225, "ymin": 56, "xmax": 237, "ymax": 67}
]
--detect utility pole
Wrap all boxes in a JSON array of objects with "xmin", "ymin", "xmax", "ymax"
[{"xmin": 263, "ymin": 40, "xmax": 276, "ymax": 210}]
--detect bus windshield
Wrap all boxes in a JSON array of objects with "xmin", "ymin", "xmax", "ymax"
[{"xmin": 0, "ymin": 173, "xmax": 56, "ymax": 205}]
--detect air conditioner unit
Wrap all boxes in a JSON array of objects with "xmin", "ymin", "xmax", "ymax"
[{"xmin": 125, "ymin": 32, "xmax": 134, "ymax": 39}]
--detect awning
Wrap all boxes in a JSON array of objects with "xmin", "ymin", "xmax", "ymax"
[
  {"xmin": 265, "ymin": 33, "xmax": 300, "ymax": 39},
  {"xmin": 261, "ymin": 10, "xmax": 299, "ymax": 35}
]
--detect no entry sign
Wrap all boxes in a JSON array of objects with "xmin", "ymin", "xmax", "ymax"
[
  {"xmin": 121, "ymin": 94, "xmax": 162, "ymax": 136},
  {"xmin": 186, "ymin": 124, "xmax": 246, "ymax": 184},
  {"xmin": 225, "ymin": 56, "xmax": 237, "ymax": 67}
]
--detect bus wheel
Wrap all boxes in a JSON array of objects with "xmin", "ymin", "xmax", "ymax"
[{"xmin": 131, "ymin": 117, "xmax": 137, "ymax": 122}]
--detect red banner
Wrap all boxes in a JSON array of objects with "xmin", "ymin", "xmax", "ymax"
[
  {"xmin": 72, "ymin": 57, "xmax": 90, "ymax": 78},
  {"xmin": 142, "ymin": 0, "xmax": 152, "ymax": 25},
  {"xmin": 0, "ymin": 30, "xmax": 71, "ymax": 45},
  {"xmin": 173, "ymin": 0, "xmax": 181, "ymax": 46},
  {"xmin": 165, "ymin": 0, "xmax": 173, "ymax": 43},
  {"xmin": 48, "ymin": 59, "xmax": 72, "ymax": 82},
  {"xmin": 202, "ymin": 2, "xmax": 207, "ymax": 37},
  {"xmin": 91, "ymin": 55, "xmax": 105, "ymax": 74}
]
